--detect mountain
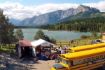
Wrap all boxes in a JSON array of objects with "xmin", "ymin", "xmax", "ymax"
[
  {"xmin": 14, "ymin": 5, "xmax": 100, "ymax": 26},
  {"xmin": 9, "ymin": 18, "xmax": 21, "ymax": 26},
  {"xmin": 60, "ymin": 5, "xmax": 101, "ymax": 22}
]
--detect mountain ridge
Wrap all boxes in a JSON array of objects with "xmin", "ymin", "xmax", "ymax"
[{"xmin": 11, "ymin": 5, "xmax": 102, "ymax": 26}]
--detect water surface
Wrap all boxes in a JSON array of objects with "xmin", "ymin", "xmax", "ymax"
[{"xmin": 15, "ymin": 28, "xmax": 91, "ymax": 41}]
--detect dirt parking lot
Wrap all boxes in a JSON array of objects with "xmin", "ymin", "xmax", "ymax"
[
  {"xmin": 0, "ymin": 53, "xmax": 56, "ymax": 70},
  {"xmin": 29, "ymin": 60, "xmax": 55, "ymax": 70}
]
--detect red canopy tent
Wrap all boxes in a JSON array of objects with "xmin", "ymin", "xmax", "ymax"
[
  {"xmin": 17, "ymin": 39, "xmax": 34, "ymax": 58},
  {"xmin": 19, "ymin": 39, "xmax": 32, "ymax": 47}
]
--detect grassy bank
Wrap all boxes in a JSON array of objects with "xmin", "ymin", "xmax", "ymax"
[
  {"xmin": 0, "ymin": 44, "xmax": 15, "ymax": 54},
  {"xmin": 56, "ymin": 38, "xmax": 97, "ymax": 47}
]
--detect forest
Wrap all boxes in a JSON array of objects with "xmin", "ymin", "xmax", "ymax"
[{"xmin": 41, "ymin": 17, "xmax": 105, "ymax": 32}]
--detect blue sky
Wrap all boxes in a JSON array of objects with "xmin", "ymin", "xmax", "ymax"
[
  {"xmin": 0, "ymin": 0, "xmax": 104, "ymax": 5},
  {"xmin": 20, "ymin": 0, "xmax": 104, "ymax": 5}
]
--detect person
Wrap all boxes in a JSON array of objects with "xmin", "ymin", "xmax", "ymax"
[
  {"xmin": 64, "ymin": 45, "xmax": 68, "ymax": 53},
  {"xmin": 61, "ymin": 49, "xmax": 65, "ymax": 54},
  {"xmin": 15, "ymin": 43, "xmax": 19, "ymax": 56},
  {"xmin": 56, "ymin": 47, "xmax": 61, "ymax": 54},
  {"xmin": 45, "ymin": 51, "xmax": 50, "ymax": 59},
  {"xmin": 71, "ymin": 40, "xmax": 74, "ymax": 43},
  {"xmin": 16, "ymin": 43, "xmax": 22, "ymax": 58},
  {"xmin": 60, "ymin": 47, "xmax": 65, "ymax": 54},
  {"xmin": 32, "ymin": 48, "xmax": 36, "ymax": 57}
]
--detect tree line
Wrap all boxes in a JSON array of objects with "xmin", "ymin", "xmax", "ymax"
[{"xmin": 41, "ymin": 17, "xmax": 105, "ymax": 32}]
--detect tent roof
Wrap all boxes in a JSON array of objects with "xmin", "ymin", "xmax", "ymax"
[
  {"xmin": 31, "ymin": 39, "xmax": 54, "ymax": 47},
  {"xmin": 19, "ymin": 39, "xmax": 32, "ymax": 47}
]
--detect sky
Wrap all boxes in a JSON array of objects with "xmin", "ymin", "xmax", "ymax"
[
  {"xmin": 0, "ymin": 0, "xmax": 104, "ymax": 5},
  {"xmin": 0, "ymin": 0, "xmax": 105, "ymax": 20}
]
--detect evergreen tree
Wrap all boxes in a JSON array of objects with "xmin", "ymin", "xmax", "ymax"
[
  {"xmin": 0, "ymin": 9, "xmax": 16, "ymax": 44},
  {"xmin": 42, "ymin": 17, "xmax": 105, "ymax": 32},
  {"xmin": 34, "ymin": 30, "xmax": 46, "ymax": 40},
  {"xmin": 14, "ymin": 29, "xmax": 24, "ymax": 40},
  {"xmin": 34, "ymin": 30, "xmax": 56, "ymax": 43}
]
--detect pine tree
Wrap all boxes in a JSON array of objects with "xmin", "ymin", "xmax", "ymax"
[
  {"xmin": 34, "ymin": 30, "xmax": 46, "ymax": 40},
  {"xmin": 0, "ymin": 9, "xmax": 15, "ymax": 44},
  {"xmin": 14, "ymin": 29, "xmax": 24, "ymax": 40},
  {"xmin": 34, "ymin": 29, "xmax": 56, "ymax": 43}
]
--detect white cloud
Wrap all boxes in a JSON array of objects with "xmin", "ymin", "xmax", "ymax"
[
  {"xmin": 0, "ymin": 2, "xmax": 79, "ymax": 20},
  {"xmin": 84, "ymin": 0, "xmax": 105, "ymax": 12},
  {"xmin": 0, "ymin": 2, "xmax": 35, "ymax": 20},
  {"xmin": 0, "ymin": 1, "xmax": 105, "ymax": 20}
]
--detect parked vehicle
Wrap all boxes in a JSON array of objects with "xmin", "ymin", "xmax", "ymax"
[{"xmin": 51, "ymin": 47, "xmax": 105, "ymax": 70}]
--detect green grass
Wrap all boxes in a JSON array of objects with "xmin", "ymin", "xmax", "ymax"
[
  {"xmin": 0, "ymin": 48, "xmax": 11, "ymax": 53},
  {"xmin": 0, "ymin": 44, "xmax": 15, "ymax": 53},
  {"xmin": 56, "ymin": 39, "xmax": 96, "ymax": 47}
]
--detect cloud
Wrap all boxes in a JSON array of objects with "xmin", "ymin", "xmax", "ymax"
[
  {"xmin": 0, "ymin": 1, "xmax": 105, "ymax": 20},
  {"xmin": 0, "ymin": 2, "xmax": 36, "ymax": 20},
  {"xmin": 0, "ymin": 2, "xmax": 79, "ymax": 20},
  {"xmin": 84, "ymin": 0, "xmax": 105, "ymax": 12}
]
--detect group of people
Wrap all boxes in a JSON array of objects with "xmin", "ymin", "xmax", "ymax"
[
  {"xmin": 35, "ymin": 45, "xmax": 69, "ymax": 60},
  {"xmin": 56, "ymin": 45, "xmax": 68, "ymax": 54},
  {"xmin": 35, "ymin": 46, "xmax": 52, "ymax": 60}
]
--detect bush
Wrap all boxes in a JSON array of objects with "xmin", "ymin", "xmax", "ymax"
[
  {"xmin": 81, "ymin": 35, "xmax": 91, "ymax": 39},
  {"xmin": 34, "ymin": 30, "xmax": 56, "ymax": 43}
]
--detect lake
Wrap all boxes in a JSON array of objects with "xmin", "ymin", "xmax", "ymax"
[{"xmin": 15, "ymin": 28, "xmax": 91, "ymax": 41}]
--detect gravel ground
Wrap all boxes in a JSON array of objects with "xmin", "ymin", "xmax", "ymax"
[
  {"xmin": 0, "ymin": 53, "xmax": 33, "ymax": 70},
  {"xmin": 0, "ymin": 53, "xmax": 55, "ymax": 70},
  {"xmin": 30, "ymin": 60, "xmax": 55, "ymax": 70}
]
